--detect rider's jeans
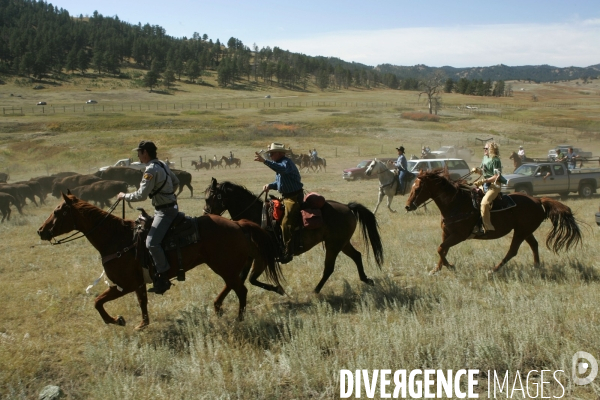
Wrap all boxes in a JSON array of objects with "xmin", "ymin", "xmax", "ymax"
[
  {"xmin": 398, "ymin": 170, "xmax": 406, "ymax": 194},
  {"xmin": 481, "ymin": 183, "xmax": 500, "ymax": 231},
  {"xmin": 147, "ymin": 206, "xmax": 179, "ymax": 274}
]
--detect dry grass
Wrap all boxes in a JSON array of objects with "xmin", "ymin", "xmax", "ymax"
[{"xmin": 1, "ymin": 76, "xmax": 600, "ymax": 399}]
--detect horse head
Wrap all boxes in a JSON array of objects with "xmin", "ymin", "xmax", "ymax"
[
  {"xmin": 203, "ymin": 177, "xmax": 226, "ymax": 215},
  {"xmin": 405, "ymin": 171, "xmax": 440, "ymax": 212},
  {"xmin": 365, "ymin": 159, "xmax": 385, "ymax": 177},
  {"xmin": 37, "ymin": 191, "xmax": 79, "ymax": 241}
]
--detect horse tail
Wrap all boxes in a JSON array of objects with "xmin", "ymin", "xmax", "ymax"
[
  {"xmin": 243, "ymin": 222, "xmax": 285, "ymax": 286},
  {"xmin": 540, "ymin": 197, "xmax": 582, "ymax": 253},
  {"xmin": 348, "ymin": 202, "xmax": 384, "ymax": 267}
]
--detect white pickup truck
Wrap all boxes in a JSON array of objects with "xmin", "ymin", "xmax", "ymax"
[
  {"xmin": 98, "ymin": 158, "xmax": 174, "ymax": 172},
  {"xmin": 501, "ymin": 162, "xmax": 600, "ymax": 198}
]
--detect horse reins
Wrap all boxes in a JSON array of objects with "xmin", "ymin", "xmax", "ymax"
[
  {"xmin": 49, "ymin": 199, "xmax": 123, "ymax": 245},
  {"xmin": 414, "ymin": 171, "xmax": 478, "ymax": 210},
  {"xmin": 204, "ymin": 186, "xmax": 266, "ymax": 220}
]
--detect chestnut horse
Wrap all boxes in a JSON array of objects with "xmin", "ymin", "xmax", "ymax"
[
  {"xmin": 509, "ymin": 151, "xmax": 534, "ymax": 172},
  {"xmin": 220, "ymin": 156, "xmax": 241, "ymax": 168},
  {"xmin": 37, "ymin": 193, "xmax": 284, "ymax": 329},
  {"xmin": 204, "ymin": 178, "xmax": 384, "ymax": 293},
  {"xmin": 405, "ymin": 170, "xmax": 582, "ymax": 274}
]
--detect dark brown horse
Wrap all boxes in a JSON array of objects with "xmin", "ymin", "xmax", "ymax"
[
  {"xmin": 220, "ymin": 156, "xmax": 242, "ymax": 168},
  {"xmin": 191, "ymin": 160, "xmax": 210, "ymax": 170},
  {"xmin": 405, "ymin": 170, "xmax": 582, "ymax": 274},
  {"xmin": 37, "ymin": 193, "xmax": 284, "ymax": 329},
  {"xmin": 509, "ymin": 151, "xmax": 535, "ymax": 172},
  {"xmin": 204, "ymin": 178, "xmax": 384, "ymax": 293}
]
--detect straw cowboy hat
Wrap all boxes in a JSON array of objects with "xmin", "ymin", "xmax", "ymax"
[{"xmin": 265, "ymin": 143, "xmax": 291, "ymax": 154}]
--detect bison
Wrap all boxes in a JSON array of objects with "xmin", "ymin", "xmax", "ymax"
[
  {"xmin": 30, "ymin": 176, "xmax": 58, "ymax": 201},
  {"xmin": 0, "ymin": 172, "xmax": 9, "ymax": 183},
  {"xmin": 94, "ymin": 167, "xmax": 143, "ymax": 189},
  {"xmin": 70, "ymin": 180, "xmax": 131, "ymax": 209},
  {"xmin": 16, "ymin": 180, "xmax": 45, "ymax": 205},
  {"xmin": 0, "ymin": 192, "xmax": 17, "ymax": 222},
  {"xmin": 52, "ymin": 174, "xmax": 103, "ymax": 198},
  {"xmin": 171, "ymin": 169, "xmax": 193, "ymax": 197},
  {"xmin": 0, "ymin": 185, "xmax": 23, "ymax": 214}
]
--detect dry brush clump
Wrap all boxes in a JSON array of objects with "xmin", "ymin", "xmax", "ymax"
[{"xmin": 401, "ymin": 112, "xmax": 441, "ymax": 122}]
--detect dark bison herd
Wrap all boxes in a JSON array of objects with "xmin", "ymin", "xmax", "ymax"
[{"xmin": 0, "ymin": 166, "xmax": 194, "ymax": 222}]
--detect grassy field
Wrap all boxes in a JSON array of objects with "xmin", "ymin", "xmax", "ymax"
[{"xmin": 1, "ymin": 73, "xmax": 600, "ymax": 399}]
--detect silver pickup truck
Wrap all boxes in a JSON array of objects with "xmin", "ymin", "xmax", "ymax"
[{"xmin": 501, "ymin": 162, "xmax": 600, "ymax": 198}]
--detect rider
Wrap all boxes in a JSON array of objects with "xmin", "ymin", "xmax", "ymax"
[
  {"xmin": 117, "ymin": 140, "xmax": 180, "ymax": 294},
  {"xmin": 391, "ymin": 145, "xmax": 408, "ymax": 194},
  {"xmin": 254, "ymin": 142, "xmax": 303, "ymax": 264},
  {"xmin": 229, "ymin": 151, "xmax": 234, "ymax": 161},
  {"xmin": 311, "ymin": 148, "xmax": 318, "ymax": 161},
  {"xmin": 518, "ymin": 145, "xmax": 526, "ymax": 161},
  {"xmin": 472, "ymin": 142, "xmax": 507, "ymax": 236},
  {"xmin": 199, "ymin": 155, "xmax": 203, "ymax": 164}
]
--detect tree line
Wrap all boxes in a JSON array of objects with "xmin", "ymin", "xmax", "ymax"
[{"xmin": 444, "ymin": 78, "xmax": 513, "ymax": 97}]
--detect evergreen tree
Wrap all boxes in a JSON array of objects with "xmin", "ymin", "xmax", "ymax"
[
  {"xmin": 77, "ymin": 49, "xmax": 89, "ymax": 75},
  {"xmin": 144, "ymin": 69, "xmax": 160, "ymax": 92},
  {"xmin": 66, "ymin": 46, "xmax": 78, "ymax": 74},
  {"xmin": 163, "ymin": 69, "xmax": 175, "ymax": 89}
]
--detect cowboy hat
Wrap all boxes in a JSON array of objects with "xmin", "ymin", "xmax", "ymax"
[
  {"xmin": 265, "ymin": 143, "xmax": 291, "ymax": 153},
  {"xmin": 133, "ymin": 140, "xmax": 157, "ymax": 152},
  {"xmin": 395, "ymin": 145, "xmax": 405, "ymax": 152}
]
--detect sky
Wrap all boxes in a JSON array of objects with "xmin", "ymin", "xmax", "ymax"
[{"xmin": 50, "ymin": 0, "xmax": 600, "ymax": 68}]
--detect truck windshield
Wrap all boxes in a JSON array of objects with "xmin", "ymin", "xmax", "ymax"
[{"xmin": 513, "ymin": 164, "xmax": 538, "ymax": 176}]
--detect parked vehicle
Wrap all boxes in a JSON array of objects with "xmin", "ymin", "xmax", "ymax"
[
  {"xmin": 36, "ymin": 101, "xmax": 46, "ymax": 105},
  {"xmin": 342, "ymin": 158, "xmax": 396, "ymax": 181},
  {"xmin": 429, "ymin": 146, "xmax": 473, "ymax": 162},
  {"xmin": 86, "ymin": 99, "xmax": 98, "ymax": 104},
  {"xmin": 548, "ymin": 145, "xmax": 592, "ymax": 160},
  {"xmin": 407, "ymin": 158, "xmax": 471, "ymax": 181},
  {"xmin": 501, "ymin": 162, "xmax": 600, "ymax": 198}
]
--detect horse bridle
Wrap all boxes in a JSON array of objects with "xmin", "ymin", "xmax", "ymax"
[
  {"xmin": 203, "ymin": 184, "xmax": 266, "ymax": 219},
  {"xmin": 409, "ymin": 171, "xmax": 478, "ymax": 210},
  {"xmin": 48, "ymin": 199, "xmax": 122, "ymax": 245}
]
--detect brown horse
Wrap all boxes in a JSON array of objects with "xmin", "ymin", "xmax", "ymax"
[
  {"xmin": 220, "ymin": 156, "xmax": 242, "ymax": 168},
  {"xmin": 204, "ymin": 178, "xmax": 384, "ymax": 293},
  {"xmin": 509, "ymin": 151, "xmax": 535, "ymax": 172},
  {"xmin": 37, "ymin": 193, "xmax": 284, "ymax": 329},
  {"xmin": 405, "ymin": 170, "xmax": 582, "ymax": 274},
  {"xmin": 191, "ymin": 160, "xmax": 210, "ymax": 170}
]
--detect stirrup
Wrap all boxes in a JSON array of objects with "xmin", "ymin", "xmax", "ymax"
[{"xmin": 148, "ymin": 273, "xmax": 171, "ymax": 294}]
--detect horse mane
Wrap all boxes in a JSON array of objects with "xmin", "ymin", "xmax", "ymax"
[
  {"xmin": 219, "ymin": 181, "xmax": 263, "ymax": 204},
  {"xmin": 70, "ymin": 196, "xmax": 133, "ymax": 231},
  {"xmin": 419, "ymin": 168, "xmax": 471, "ymax": 192}
]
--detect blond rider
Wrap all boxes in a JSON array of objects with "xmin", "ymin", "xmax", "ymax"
[{"xmin": 472, "ymin": 142, "xmax": 507, "ymax": 235}]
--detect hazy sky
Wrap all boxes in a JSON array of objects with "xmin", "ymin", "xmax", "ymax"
[{"xmin": 50, "ymin": 0, "xmax": 600, "ymax": 68}]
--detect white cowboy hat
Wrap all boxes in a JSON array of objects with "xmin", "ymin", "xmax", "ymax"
[{"xmin": 265, "ymin": 143, "xmax": 291, "ymax": 154}]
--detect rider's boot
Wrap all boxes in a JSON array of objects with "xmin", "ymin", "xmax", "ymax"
[{"xmin": 148, "ymin": 272, "xmax": 172, "ymax": 294}]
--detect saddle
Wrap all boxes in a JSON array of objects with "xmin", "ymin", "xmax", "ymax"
[
  {"xmin": 261, "ymin": 192, "xmax": 326, "ymax": 258},
  {"xmin": 470, "ymin": 188, "xmax": 517, "ymax": 212},
  {"xmin": 135, "ymin": 208, "xmax": 200, "ymax": 282}
]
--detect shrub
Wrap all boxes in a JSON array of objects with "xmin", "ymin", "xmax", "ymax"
[{"xmin": 401, "ymin": 112, "xmax": 440, "ymax": 122}]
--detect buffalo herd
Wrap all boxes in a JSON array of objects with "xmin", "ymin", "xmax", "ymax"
[{"xmin": 0, "ymin": 166, "xmax": 194, "ymax": 222}]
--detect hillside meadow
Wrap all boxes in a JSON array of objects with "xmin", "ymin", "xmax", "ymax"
[{"xmin": 1, "ymin": 75, "xmax": 600, "ymax": 399}]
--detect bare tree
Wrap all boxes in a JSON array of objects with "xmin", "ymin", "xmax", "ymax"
[{"xmin": 418, "ymin": 72, "xmax": 445, "ymax": 115}]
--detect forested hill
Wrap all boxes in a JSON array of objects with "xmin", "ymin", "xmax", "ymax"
[
  {"xmin": 377, "ymin": 63, "xmax": 600, "ymax": 83},
  {"xmin": 0, "ymin": 0, "xmax": 388, "ymax": 90},
  {"xmin": 0, "ymin": 0, "xmax": 597, "ymax": 91}
]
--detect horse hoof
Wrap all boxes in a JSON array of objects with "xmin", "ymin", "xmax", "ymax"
[
  {"xmin": 116, "ymin": 315, "xmax": 126, "ymax": 326},
  {"xmin": 428, "ymin": 269, "xmax": 440, "ymax": 276},
  {"xmin": 276, "ymin": 285, "xmax": 286, "ymax": 296},
  {"xmin": 487, "ymin": 269, "xmax": 496, "ymax": 275},
  {"xmin": 447, "ymin": 264, "xmax": 456, "ymax": 270},
  {"xmin": 134, "ymin": 321, "xmax": 149, "ymax": 331}
]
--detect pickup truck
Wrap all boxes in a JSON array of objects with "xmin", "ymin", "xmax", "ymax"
[
  {"xmin": 547, "ymin": 146, "xmax": 593, "ymax": 161},
  {"xmin": 99, "ymin": 158, "xmax": 174, "ymax": 172},
  {"xmin": 501, "ymin": 162, "xmax": 600, "ymax": 198},
  {"xmin": 429, "ymin": 146, "xmax": 474, "ymax": 162}
]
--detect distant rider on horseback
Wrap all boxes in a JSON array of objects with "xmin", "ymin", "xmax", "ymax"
[
  {"xmin": 254, "ymin": 142, "xmax": 303, "ymax": 264},
  {"xmin": 390, "ymin": 145, "xmax": 408, "ymax": 195}
]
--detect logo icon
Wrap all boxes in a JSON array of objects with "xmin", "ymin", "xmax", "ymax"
[{"xmin": 572, "ymin": 351, "xmax": 598, "ymax": 385}]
